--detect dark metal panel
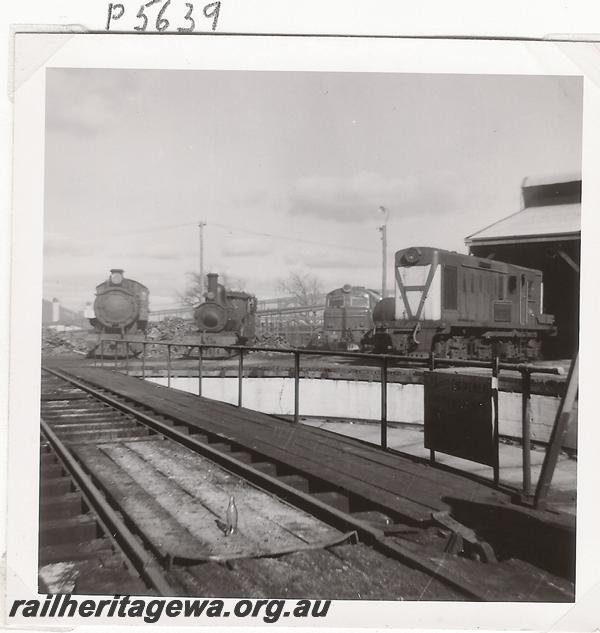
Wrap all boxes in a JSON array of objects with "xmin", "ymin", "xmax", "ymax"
[
  {"xmin": 522, "ymin": 180, "xmax": 581, "ymax": 208},
  {"xmin": 493, "ymin": 302, "xmax": 512, "ymax": 323},
  {"xmin": 442, "ymin": 265, "xmax": 458, "ymax": 311},
  {"xmin": 424, "ymin": 372, "xmax": 495, "ymax": 466}
]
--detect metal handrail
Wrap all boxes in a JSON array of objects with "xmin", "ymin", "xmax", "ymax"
[
  {"xmin": 95, "ymin": 337, "xmax": 564, "ymax": 374},
  {"xmin": 95, "ymin": 337, "xmax": 565, "ymax": 498}
]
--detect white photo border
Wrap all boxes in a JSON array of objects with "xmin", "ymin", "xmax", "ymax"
[{"xmin": 6, "ymin": 32, "xmax": 600, "ymax": 629}]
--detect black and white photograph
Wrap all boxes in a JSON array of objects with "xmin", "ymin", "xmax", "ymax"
[{"xmin": 4, "ymin": 19, "xmax": 600, "ymax": 631}]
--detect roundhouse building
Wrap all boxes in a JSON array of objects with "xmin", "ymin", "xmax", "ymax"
[{"xmin": 465, "ymin": 175, "xmax": 581, "ymax": 358}]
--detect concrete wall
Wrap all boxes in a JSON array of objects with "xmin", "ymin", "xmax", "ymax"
[{"xmin": 148, "ymin": 376, "xmax": 575, "ymax": 448}]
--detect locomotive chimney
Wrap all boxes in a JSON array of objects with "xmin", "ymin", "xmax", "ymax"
[
  {"xmin": 206, "ymin": 273, "xmax": 219, "ymax": 298},
  {"xmin": 109, "ymin": 269, "xmax": 124, "ymax": 285}
]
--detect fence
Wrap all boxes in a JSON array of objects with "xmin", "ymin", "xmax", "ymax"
[
  {"xmin": 95, "ymin": 338, "xmax": 564, "ymax": 502},
  {"xmin": 147, "ymin": 306, "xmax": 195, "ymax": 322}
]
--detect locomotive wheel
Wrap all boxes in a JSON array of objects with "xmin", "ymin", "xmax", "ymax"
[
  {"xmin": 525, "ymin": 338, "xmax": 542, "ymax": 361},
  {"xmin": 432, "ymin": 336, "xmax": 448, "ymax": 358},
  {"xmin": 475, "ymin": 339, "xmax": 492, "ymax": 361},
  {"xmin": 447, "ymin": 336, "xmax": 468, "ymax": 360},
  {"xmin": 86, "ymin": 340, "xmax": 142, "ymax": 359},
  {"xmin": 374, "ymin": 331, "xmax": 545, "ymax": 362},
  {"xmin": 502, "ymin": 339, "xmax": 518, "ymax": 361},
  {"xmin": 370, "ymin": 333, "xmax": 393, "ymax": 355}
]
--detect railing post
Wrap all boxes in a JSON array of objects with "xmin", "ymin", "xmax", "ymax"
[
  {"xmin": 428, "ymin": 349, "xmax": 437, "ymax": 462},
  {"xmin": 492, "ymin": 354, "xmax": 500, "ymax": 487},
  {"xmin": 198, "ymin": 346, "xmax": 203, "ymax": 397},
  {"xmin": 521, "ymin": 369, "xmax": 532, "ymax": 498},
  {"xmin": 114, "ymin": 342, "xmax": 118, "ymax": 369},
  {"xmin": 238, "ymin": 348, "xmax": 244, "ymax": 407},
  {"xmin": 294, "ymin": 350, "xmax": 300, "ymax": 424},
  {"xmin": 142, "ymin": 342, "xmax": 146, "ymax": 380},
  {"xmin": 534, "ymin": 353, "xmax": 579, "ymax": 509},
  {"xmin": 167, "ymin": 344, "xmax": 172, "ymax": 388},
  {"xmin": 125, "ymin": 342, "xmax": 130, "ymax": 375},
  {"xmin": 428, "ymin": 347, "xmax": 436, "ymax": 464},
  {"xmin": 100, "ymin": 339, "xmax": 104, "ymax": 368},
  {"xmin": 380, "ymin": 355, "xmax": 388, "ymax": 450}
]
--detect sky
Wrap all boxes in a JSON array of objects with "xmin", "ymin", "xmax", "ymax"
[{"xmin": 43, "ymin": 69, "xmax": 582, "ymax": 311}]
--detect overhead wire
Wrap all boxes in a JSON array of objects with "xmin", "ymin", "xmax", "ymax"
[
  {"xmin": 94, "ymin": 219, "xmax": 377, "ymax": 254},
  {"xmin": 209, "ymin": 221, "xmax": 376, "ymax": 253}
]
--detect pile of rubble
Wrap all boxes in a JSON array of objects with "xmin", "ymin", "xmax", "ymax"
[
  {"xmin": 146, "ymin": 317, "xmax": 195, "ymax": 342},
  {"xmin": 144, "ymin": 318, "xmax": 196, "ymax": 358},
  {"xmin": 41, "ymin": 328, "xmax": 88, "ymax": 356},
  {"xmin": 254, "ymin": 333, "xmax": 294, "ymax": 349}
]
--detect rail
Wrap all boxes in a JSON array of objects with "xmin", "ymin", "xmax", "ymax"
[
  {"xmin": 40, "ymin": 417, "xmax": 175, "ymax": 594},
  {"xmin": 42, "ymin": 366, "xmax": 490, "ymax": 600},
  {"xmin": 94, "ymin": 338, "xmax": 563, "ymax": 500}
]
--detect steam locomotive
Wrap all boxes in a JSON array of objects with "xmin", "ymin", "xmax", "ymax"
[
  {"xmin": 318, "ymin": 285, "xmax": 381, "ymax": 350},
  {"xmin": 187, "ymin": 273, "xmax": 257, "ymax": 353},
  {"xmin": 362, "ymin": 247, "xmax": 556, "ymax": 361},
  {"xmin": 86, "ymin": 268, "xmax": 149, "ymax": 356}
]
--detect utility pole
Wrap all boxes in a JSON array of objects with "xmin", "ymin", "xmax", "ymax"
[
  {"xmin": 198, "ymin": 221, "xmax": 207, "ymax": 299},
  {"xmin": 378, "ymin": 206, "xmax": 390, "ymax": 298}
]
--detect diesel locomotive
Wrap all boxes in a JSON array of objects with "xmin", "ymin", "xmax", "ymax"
[
  {"xmin": 190, "ymin": 273, "xmax": 257, "ymax": 351},
  {"xmin": 86, "ymin": 268, "xmax": 149, "ymax": 356},
  {"xmin": 362, "ymin": 247, "xmax": 556, "ymax": 361},
  {"xmin": 319, "ymin": 285, "xmax": 381, "ymax": 350}
]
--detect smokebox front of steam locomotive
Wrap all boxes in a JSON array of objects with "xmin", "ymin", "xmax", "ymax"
[
  {"xmin": 94, "ymin": 290, "xmax": 138, "ymax": 329},
  {"xmin": 195, "ymin": 302, "xmax": 227, "ymax": 332}
]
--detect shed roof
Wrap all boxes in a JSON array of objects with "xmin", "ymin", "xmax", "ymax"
[
  {"xmin": 522, "ymin": 173, "xmax": 581, "ymax": 188},
  {"xmin": 465, "ymin": 202, "xmax": 581, "ymax": 245}
]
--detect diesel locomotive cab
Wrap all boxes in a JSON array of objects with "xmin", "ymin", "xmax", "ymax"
[
  {"xmin": 322, "ymin": 284, "xmax": 381, "ymax": 350},
  {"xmin": 364, "ymin": 246, "xmax": 555, "ymax": 361}
]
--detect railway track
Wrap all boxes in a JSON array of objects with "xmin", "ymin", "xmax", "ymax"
[
  {"xmin": 39, "ymin": 366, "xmax": 574, "ymax": 601},
  {"xmin": 39, "ymin": 425, "xmax": 164, "ymax": 595}
]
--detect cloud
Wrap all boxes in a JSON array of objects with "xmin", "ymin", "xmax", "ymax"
[
  {"xmin": 220, "ymin": 237, "xmax": 272, "ymax": 257},
  {"xmin": 43, "ymin": 233, "xmax": 90, "ymax": 257},
  {"xmin": 287, "ymin": 172, "xmax": 418, "ymax": 222},
  {"xmin": 129, "ymin": 243, "xmax": 187, "ymax": 261},
  {"xmin": 231, "ymin": 189, "xmax": 271, "ymax": 208},
  {"xmin": 43, "ymin": 232, "xmax": 185, "ymax": 262},
  {"xmin": 46, "ymin": 69, "xmax": 143, "ymax": 138},
  {"xmin": 286, "ymin": 171, "xmax": 466, "ymax": 222},
  {"xmin": 284, "ymin": 247, "xmax": 377, "ymax": 271}
]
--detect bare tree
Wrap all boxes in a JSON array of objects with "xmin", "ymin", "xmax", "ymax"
[
  {"xmin": 277, "ymin": 270, "xmax": 323, "ymax": 307},
  {"xmin": 178, "ymin": 271, "xmax": 247, "ymax": 306},
  {"xmin": 276, "ymin": 271, "xmax": 325, "ymax": 333}
]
